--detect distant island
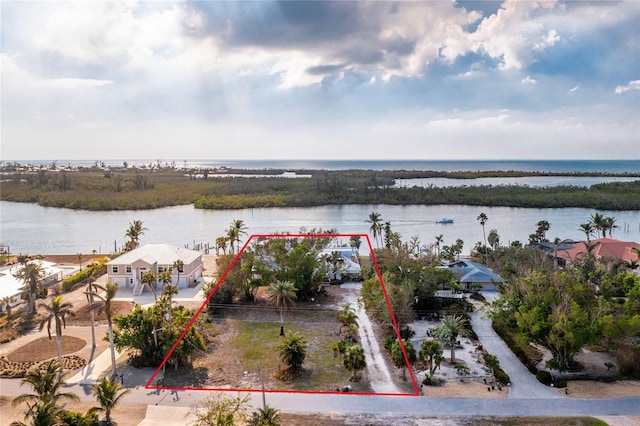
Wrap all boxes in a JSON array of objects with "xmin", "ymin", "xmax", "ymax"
[{"xmin": 1, "ymin": 162, "xmax": 639, "ymax": 211}]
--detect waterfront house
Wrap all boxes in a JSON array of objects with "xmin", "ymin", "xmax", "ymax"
[
  {"xmin": 558, "ymin": 238, "xmax": 640, "ymax": 270},
  {"xmin": 106, "ymin": 244, "xmax": 203, "ymax": 294},
  {"xmin": 439, "ymin": 260, "xmax": 503, "ymax": 291},
  {"xmin": 318, "ymin": 247, "xmax": 361, "ymax": 282},
  {"xmin": 531, "ymin": 238, "xmax": 640, "ymax": 272}
]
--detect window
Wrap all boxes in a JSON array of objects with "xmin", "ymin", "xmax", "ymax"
[
  {"xmin": 158, "ymin": 266, "xmax": 164, "ymax": 273},
  {"xmin": 178, "ymin": 264, "xmax": 184, "ymax": 273},
  {"xmin": 126, "ymin": 265, "xmax": 132, "ymax": 274},
  {"xmin": 112, "ymin": 265, "xmax": 119, "ymax": 274}
]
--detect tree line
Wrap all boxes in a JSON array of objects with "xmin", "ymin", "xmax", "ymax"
[{"xmin": 2, "ymin": 167, "xmax": 639, "ymax": 210}]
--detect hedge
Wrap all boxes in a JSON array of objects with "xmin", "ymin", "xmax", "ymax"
[{"xmin": 62, "ymin": 264, "xmax": 104, "ymax": 291}]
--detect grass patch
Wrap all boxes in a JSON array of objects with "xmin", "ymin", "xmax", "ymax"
[{"xmin": 231, "ymin": 315, "xmax": 350, "ymax": 391}]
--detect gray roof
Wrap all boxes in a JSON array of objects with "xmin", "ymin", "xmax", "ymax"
[
  {"xmin": 440, "ymin": 260, "xmax": 503, "ymax": 283},
  {"xmin": 107, "ymin": 244, "xmax": 201, "ymax": 266}
]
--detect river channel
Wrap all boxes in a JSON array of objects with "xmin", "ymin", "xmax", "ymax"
[{"xmin": 2, "ymin": 201, "xmax": 639, "ymax": 255}]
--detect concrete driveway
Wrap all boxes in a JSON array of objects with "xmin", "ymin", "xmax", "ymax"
[{"xmin": 473, "ymin": 291, "xmax": 562, "ymax": 399}]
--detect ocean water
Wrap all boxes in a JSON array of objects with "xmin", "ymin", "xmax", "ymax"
[{"xmin": 7, "ymin": 159, "xmax": 640, "ymax": 173}]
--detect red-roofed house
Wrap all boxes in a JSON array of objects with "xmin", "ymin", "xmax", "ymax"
[{"xmin": 557, "ymin": 238, "xmax": 640, "ymax": 268}]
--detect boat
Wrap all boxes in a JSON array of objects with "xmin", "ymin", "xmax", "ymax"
[{"xmin": 436, "ymin": 218, "xmax": 454, "ymax": 224}]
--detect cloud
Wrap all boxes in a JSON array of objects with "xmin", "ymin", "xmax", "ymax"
[
  {"xmin": 1, "ymin": 1, "xmax": 639, "ymax": 161},
  {"xmin": 615, "ymin": 80, "xmax": 640, "ymax": 94}
]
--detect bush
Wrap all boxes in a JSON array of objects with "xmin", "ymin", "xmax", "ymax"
[
  {"xmin": 536, "ymin": 370, "xmax": 553, "ymax": 386},
  {"xmin": 493, "ymin": 366, "xmax": 510, "ymax": 385},
  {"xmin": 470, "ymin": 291, "xmax": 485, "ymax": 302},
  {"xmin": 61, "ymin": 264, "xmax": 104, "ymax": 292}
]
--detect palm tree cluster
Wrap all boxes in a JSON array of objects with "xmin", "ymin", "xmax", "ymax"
[
  {"xmin": 333, "ymin": 303, "xmax": 367, "ymax": 381},
  {"xmin": 225, "ymin": 219, "xmax": 249, "ymax": 254},
  {"xmin": 581, "ymin": 213, "xmax": 619, "ymax": 240},
  {"xmin": 11, "ymin": 361, "xmax": 129, "ymax": 425}
]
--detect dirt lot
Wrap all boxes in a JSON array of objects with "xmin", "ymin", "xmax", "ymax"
[{"xmin": 161, "ymin": 286, "xmax": 400, "ymax": 393}]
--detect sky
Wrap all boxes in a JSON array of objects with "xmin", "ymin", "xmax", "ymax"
[{"xmin": 1, "ymin": 0, "xmax": 639, "ymax": 161}]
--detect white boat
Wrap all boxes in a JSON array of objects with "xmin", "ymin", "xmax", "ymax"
[{"xmin": 436, "ymin": 218, "xmax": 454, "ymax": 224}]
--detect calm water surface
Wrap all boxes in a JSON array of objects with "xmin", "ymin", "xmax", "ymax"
[{"xmin": 2, "ymin": 201, "xmax": 639, "ymax": 255}]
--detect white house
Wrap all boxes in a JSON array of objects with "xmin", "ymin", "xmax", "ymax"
[
  {"xmin": 319, "ymin": 247, "xmax": 361, "ymax": 282},
  {"xmin": 106, "ymin": 244, "xmax": 203, "ymax": 294},
  {"xmin": 0, "ymin": 260, "xmax": 66, "ymax": 313}
]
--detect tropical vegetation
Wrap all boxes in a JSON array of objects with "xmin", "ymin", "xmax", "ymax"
[{"xmin": 2, "ymin": 165, "xmax": 638, "ymax": 211}]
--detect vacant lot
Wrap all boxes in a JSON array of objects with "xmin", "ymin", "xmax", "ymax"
[{"xmin": 162, "ymin": 288, "xmax": 375, "ymax": 393}]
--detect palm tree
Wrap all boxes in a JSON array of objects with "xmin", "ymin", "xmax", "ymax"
[
  {"xmin": 14, "ymin": 261, "xmax": 46, "ymax": 313},
  {"xmin": 434, "ymin": 235, "xmax": 444, "ymax": 257},
  {"xmin": 92, "ymin": 282, "xmax": 119, "ymax": 377},
  {"xmin": 140, "ymin": 270, "xmax": 158, "ymax": 301},
  {"xmin": 158, "ymin": 270, "xmax": 173, "ymax": 293},
  {"xmin": 11, "ymin": 400, "xmax": 64, "ymax": 426},
  {"xmin": 578, "ymin": 222, "xmax": 595, "ymax": 243},
  {"xmin": 603, "ymin": 216, "xmax": 619, "ymax": 237},
  {"xmin": 487, "ymin": 229, "xmax": 500, "ymax": 251},
  {"xmin": 38, "ymin": 296, "xmax": 75, "ymax": 372},
  {"xmin": 124, "ymin": 220, "xmax": 147, "ymax": 251},
  {"xmin": 389, "ymin": 338, "xmax": 416, "ymax": 380},
  {"xmin": 90, "ymin": 376, "xmax": 131, "ymax": 425},
  {"xmin": 477, "ymin": 213, "xmax": 488, "ymax": 262},
  {"xmin": 226, "ymin": 227, "xmax": 239, "ymax": 254},
  {"xmin": 589, "ymin": 213, "xmax": 606, "ymax": 238},
  {"xmin": 249, "ymin": 405, "xmax": 281, "ymax": 426},
  {"xmin": 419, "ymin": 339, "xmax": 443, "ymax": 379},
  {"xmin": 343, "ymin": 344, "xmax": 366, "ymax": 381},
  {"xmin": 172, "ymin": 259, "xmax": 184, "ymax": 287},
  {"xmin": 230, "ymin": 219, "xmax": 248, "ymax": 253},
  {"xmin": 267, "ymin": 280, "xmax": 297, "ymax": 337},
  {"xmin": 277, "ymin": 332, "xmax": 307, "ymax": 372},
  {"xmin": 366, "ymin": 211, "xmax": 383, "ymax": 249},
  {"xmin": 215, "ymin": 236, "xmax": 228, "ymax": 255},
  {"xmin": 2, "ymin": 296, "xmax": 15, "ymax": 321},
  {"xmin": 433, "ymin": 314, "xmax": 470, "ymax": 363},
  {"xmin": 162, "ymin": 284, "xmax": 179, "ymax": 323},
  {"xmin": 12, "ymin": 360, "xmax": 79, "ymax": 408},
  {"xmin": 82, "ymin": 269, "xmax": 101, "ymax": 349}
]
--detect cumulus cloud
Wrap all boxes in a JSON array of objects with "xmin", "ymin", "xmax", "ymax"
[
  {"xmin": 615, "ymin": 80, "xmax": 640, "ymax": 94},
  {"xmin": 1, "ymin": 1, "xmax": 639, "ymax": 160}
]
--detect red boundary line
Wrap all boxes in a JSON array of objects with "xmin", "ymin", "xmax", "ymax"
[{"xmin": 144, "ymin": 233, "xmax": 419, "ymax": 397}]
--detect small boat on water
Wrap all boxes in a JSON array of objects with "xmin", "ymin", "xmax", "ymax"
[{"xmin": 436, "ymin": 218, "xmax": 454, "ymax": 224}]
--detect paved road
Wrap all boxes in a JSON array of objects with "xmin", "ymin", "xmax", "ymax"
[{"xmin": 472, "ymin": 291, "xmax": 562, "ymax": 399}]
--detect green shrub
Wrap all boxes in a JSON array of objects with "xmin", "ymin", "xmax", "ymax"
[
  {"xmin": 61, "ymin": 264, "xmax": 103, "ymax": 292},
  {"xmin": 470, "ymin": 291, "xmax": 485, "ymax": 302},
  {"xmin": 536, "ymin": 370, "xmax": 553, "ymax": 386},
  {"xmin": 493, "ymin": 366, "xmax": 510, "ymax": 385}
]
